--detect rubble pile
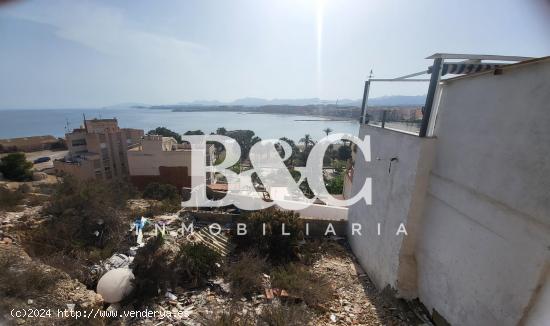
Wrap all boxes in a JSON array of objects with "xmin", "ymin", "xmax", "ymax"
[{"xmin": 112, "ymin": 238, "xmax": 424, "ymax": 325}]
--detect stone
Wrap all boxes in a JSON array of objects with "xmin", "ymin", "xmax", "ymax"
[{"xmin": 32, "ymin": 172, "xmax": 48, "ymax": 181}]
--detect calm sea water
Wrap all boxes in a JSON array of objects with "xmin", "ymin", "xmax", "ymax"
[{"xmin": 0, "ymin": 108, "xmax": 359, "ymax": 142}]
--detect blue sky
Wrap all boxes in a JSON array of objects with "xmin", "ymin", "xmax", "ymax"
[{"xmin": 0, "ymin": 0, "xmax": 549, "ymax": 109}]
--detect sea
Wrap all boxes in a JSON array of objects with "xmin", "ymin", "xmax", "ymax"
[{"xmin": 0, "ymin": 107, "xmax": 359, "ymax": 142}]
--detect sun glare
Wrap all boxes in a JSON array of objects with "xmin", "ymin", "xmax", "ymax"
[{"xmin": 316, "ymin": 0, "xmax": 326, "ymax": 98}]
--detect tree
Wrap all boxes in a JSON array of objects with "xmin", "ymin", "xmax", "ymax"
[
  {"xmin": 278, "ymin": 137, "xmax": 298, "ymax": 167},
  {"xmin": 322, "ymin": 127, "xmax": 333, "ymax": 136},
  {"xmin": 226, "ymin": 130, "xmax": 261, "ymax": 162},
  {"xmin": 299, "ymin": 134, "xmax": 315, "ymax": 164},
  {"xmin": 216, "ymin": 127, "xmax": 227, "ymax": 135},
  {"xmin": 147, "ymin": 127, "xmax": 182, "ymax": 143},
  {"xmin": 338, "ymin": 145, "xmax": 352, "ymax": 161},
  {"xmin": 0, "ymin": 152, "xmax": 33, "ymax": 181},
  {"xmin": 299, "ymin": 134, "xmax": 315, "ymax": 151},
  {"xmin": 184, "ymin": 130, "xmax": 205, "ymax": 135},
  {"xmin": 326, "ymin": 174, "xmax": 344, "ymax": 195}
]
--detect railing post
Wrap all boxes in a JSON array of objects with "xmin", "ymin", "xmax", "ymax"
[
  {"xmin": 419, "ymin": 57, "xmax": 443, "ymax": 137},
  {"xmin": 381, "ymin": 110, "xmax": 387, "ymax": 128},
  {"xmin": 360, "ymin": 80, "xmax": 371, "ymax": 124}
]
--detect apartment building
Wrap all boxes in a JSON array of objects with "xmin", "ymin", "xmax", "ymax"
[
  {"xmin": 54, "ymin": 118, "xmax": 143, "ymax": 180},
  {"xmin": 127, "ymin": 135, "xmax": 215, "ymax": 189}
]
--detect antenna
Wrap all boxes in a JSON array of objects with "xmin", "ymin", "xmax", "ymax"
[
  {"xmin": 368, "ymin": 69, "xmax": 374, "ymax": 80},
  {"xmin": 83, "ymin": 113, "xmax": 88, "ymax": 132}
]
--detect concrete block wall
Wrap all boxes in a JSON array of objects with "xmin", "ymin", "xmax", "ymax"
[{"xmin": 346, "ymin": 58, "xmax": 550, "ymax": 325}]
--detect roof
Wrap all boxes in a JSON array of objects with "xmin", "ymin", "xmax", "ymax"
[
  {"xmin": 426, "ymin": 53, "xmax": 533, "ymax": 61},
  {"xmin": 442, "ymin": 56, "xmax": 550, "ymax": 83},
  {"xmin": 208, "ymin": 183, "xmax": 228, "ymax": 192}
]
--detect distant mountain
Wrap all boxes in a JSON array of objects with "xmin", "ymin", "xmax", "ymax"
[
  {"xmin": 102, "ymin": 102, "xmax": 150, "ymax": 109},
  {"xmin": 367, "ymin": 95, "xmax": 426, "ymax": 106},
  {"xmin": 175, "ymin": 95, "xmax": 425, "ymax": 107}
]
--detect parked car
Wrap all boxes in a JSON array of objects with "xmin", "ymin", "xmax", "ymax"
[{"xmin": 33, "ymin": 156, "xmax": 51, "ymax": 164}]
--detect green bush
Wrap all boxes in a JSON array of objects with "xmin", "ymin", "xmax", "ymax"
[
  {"xmin": 173, "ymin": 243, "xmax": 221, "ymax": 288},
  {"xmin": 131, "ymin": 236, "xmax": 175, "ymax": 299},
  {"xmin": 233, "ymin": 208, "xmax": 303, "ymax": 264},
  {"xmin": 325, "ymin": 174, "xmax": 344, "ymax": 195},
  {"xmin": 0, "ymin": 152, "xmax": 33, "ymax": 181}
]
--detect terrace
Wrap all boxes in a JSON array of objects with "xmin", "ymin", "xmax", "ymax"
[{"xmin": 347, "ymin": 54, "xmax": 549, "ymax": 325}]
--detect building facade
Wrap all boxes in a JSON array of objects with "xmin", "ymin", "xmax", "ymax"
[
  {"xmin": 54, "ymin": 118, "xmax": 143, "ymax": 180},
  {"xmin": 127, "ymin": 135, "xmax": 214, "ymax": 189}
]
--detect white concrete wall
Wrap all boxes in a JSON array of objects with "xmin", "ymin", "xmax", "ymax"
[
  {"xmin": 346, "ymin": 125, "xmax": 435, "ymax": 295},
  {"xmin": 346, "ymin": 59, "xmax": 550, "ymax": 326},
  {"xmin": 284, "ymin": 201, "xmax": 348, "ymax": 221},
  {"xmin": 415, "ymin": 59, "xmax": 550, "ymax": 326}
]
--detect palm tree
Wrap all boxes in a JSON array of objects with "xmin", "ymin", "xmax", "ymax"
[
  {"xmin": 299, "ymin": 134, "xmax": 314, "ymax": 150},
  {"xmin": 299, "ymin": 134, "xmax": 315, "ymax": 164},
  {"xmin": 279, "ymin": 137, "xmax": 297, "ymax": 167},
  {"xmin": 323, "ymin": 128, "xmax": 334, "ymax": 164}
]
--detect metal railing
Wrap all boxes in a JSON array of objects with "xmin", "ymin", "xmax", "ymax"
[{"xmin": 365, "ymin": 108, "xmax": 423, "ymax": 135}]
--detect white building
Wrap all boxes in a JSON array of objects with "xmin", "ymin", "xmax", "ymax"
[
  {"xmin": 127, "ymin": 135, "xmax": 214, "ymax": 189},
  {"xmin": 347, "ymin": 56, "xmax": 550, "ymax": 325}
]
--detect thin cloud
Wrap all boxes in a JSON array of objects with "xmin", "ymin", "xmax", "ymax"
[{"xmin": 6, "ymin": 0, "xmax": 207, "ymax": 58}]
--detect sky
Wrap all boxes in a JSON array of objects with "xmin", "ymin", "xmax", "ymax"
[{"xmin": 0, "ymin": 0, "xmax": 549, "ymax": 109}]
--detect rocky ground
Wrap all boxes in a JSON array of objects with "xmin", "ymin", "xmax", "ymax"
[
  {"xmin": 116, "ymin": 239, "xmax": 428, "ymax": 326},
  {"xmin": 0, "ymin": 186, "xmax": 431, "ymax": 326}
]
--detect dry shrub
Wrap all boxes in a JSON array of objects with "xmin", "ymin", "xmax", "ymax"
[
  {"xmin": 258, "ymin": 304, "xmax": 311, "ymax": 326},
  {"xmin": 23, "ymin": 176, "xmax": 135, "ymax": 285},
  {"xmin": 227, "ymin": 251, "xmax": 268, "ymax": 298},
  {"xmin": 201, "ymin": 307, "xmax": 256, "ymax": 326},
  {"xmin": 299, "ymin": 238, "xmax": 347, "ymax": 265},
  {"xmin": 132, "ymin": 238, "xmax": 221, "ymax": 300},
  {"xmin": 0, "ymin": 186, "xmax": 25, "ymax": 211},
  {"xmin": 0, "ymin": 252, "xmax": 62, "ymax": 298},
  {"xmin": 201, "ymin": 303, "xmax": 310, "ymax": 326},
  {"xmin": 271, "ymin": 263, "xmax": 334, "ymax": 308},
  {"xmin": 36, "ymin": 176, "xmax": 133, "ymax": 253},
  {"xmin": 233, "ymin": 208, "xmax": 303, "ymax": 264}
]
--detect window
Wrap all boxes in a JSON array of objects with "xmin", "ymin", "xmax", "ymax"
[{"xmin": 71, "ymin": 139, "xmax": 86, "ymax": 146}]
